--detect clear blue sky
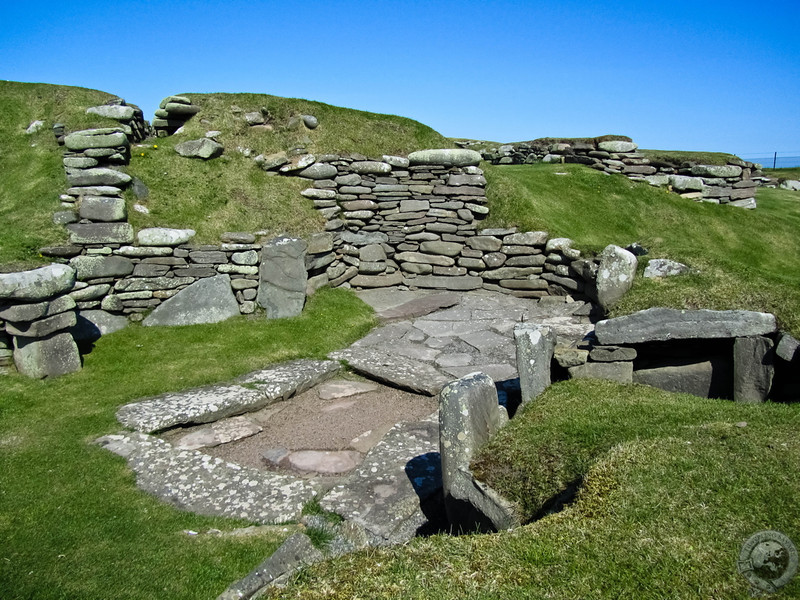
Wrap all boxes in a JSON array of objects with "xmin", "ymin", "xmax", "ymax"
[{"xmin": 2, "ymin": 0, "xmax": 798, "ymax": 158}]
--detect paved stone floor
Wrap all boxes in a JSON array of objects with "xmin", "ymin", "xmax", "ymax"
[{"xmin": 99, "ymin": 290, "xmax": 596, "ymax": 544}]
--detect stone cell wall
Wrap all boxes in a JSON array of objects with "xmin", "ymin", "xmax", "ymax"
[
  {"xmin": 476, "ymin": 139, "xmax": 761, "ymax": 208},
  {"xmin": 282, "ymin": 150, "xmax": 592, "ymax": 299}
]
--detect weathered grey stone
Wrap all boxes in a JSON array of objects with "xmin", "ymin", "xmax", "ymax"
[
  {"xmin": 448, "ymin": 173, "xmax": 486, "ymax": 187},
  {"xmin": 419, "ymin": 241, "xmax": 463, "ymax": 257},
  {"xmin": 63, "ymin": 156, "xmax": 98, "ymax": 169},
  {"xmin": 779, "ymin": 180, "xmax": 800, "ymax": 191},
  {"xmin": 69, "ymin": 255, "xmax": 134, "ymax": 280},
  {"xmin": 64, "ymin": 129, "xmax": 128, "ymax": 151},
  {"xmin": 595, "ymin": 244, "xmax": 637, "ymax": 310},
  {"xmin": 395, "ymin": 252, "xmax": 454, "ymax": 267},
  {"xmin": 13, "ymin": 331, "xmax": 81, "ymax": 379},
  {"xmin": 439, "ymin": 372, "xmax": 517, "ymax": 532},
  {"xmin": 329, "ymin": 346, "xmax": 449, "ymax": 395},
  {"xmin": 96, "ymin": 432, "xmax": 315, "ymax": 525},
  {"xmin": 351, "ymin": 161, "xmax": 392, "ymax": 174},
  {"xmin": 514, "ymin": 324, "xmax": 556, "ymax": 404},
  {"xmin": 503, "ymin": 231, "xmax": 548, "ymax": 246},
  {"xmin": 175, "ymin": 138, "xmax": 224, "ymax": 159},
  {"xmin": 117, "ymin": 359, "xmax": 339, "ymax": 432},
  {"xmin": 544, "ymin": 237, "xmax": 576, "ymax": 254},
  {"xmin": 412, "ymin": 275, "xmax": 483, "ymax": 291},
  {"xmin": 53, "ymin": 211, "xmax": 77, "ymax": 227},
  {"xmin": 482, "ymin": 266, "xmax": 540, "ymax": 280},
  {"xmin": 137, "ymin": 228, "xmax": 195, "ymax": 246},
  {"xmin": 216, "ymin": 533, "xmax": 324, "ymax": 600},
  {"xmin": 320, "ymin": 414, "xmax": 441, "ymax": 545},
  {"xmin": 349, "ymin": 272, "xmax": 404, "ymax": 288},
  {"xmin": 358, "ymin": 244, "xmax": 386, "ymax": 262},
  {"xmin": 776, "ymin": 333, "xmax": 799, "ymax": 362},
  {"xmin": 256, "ymin": 151, "xmax": 289, "ymax": 171},
  {"xmin": 382, "ymin": 155, "xmax": 410, "ymax": 168},
  {"xmin": 597, "ymin": 141, "xmax": 637, "ymax": 153},
  {"xmin": 0, "ymin": 294, "xmax": 75, "ymax": 322},
  {"xmin": 301, "ymin": 114, "xmax": 318, "ymax": 129},
  {"xmin": 466, "ymin": 236, "xmax": 502, "ymax": 252},
  {"xmin": 339, "ymin": 231, "xmax": 389, "ymax": 246},
  {"xmin": 163, "ymin": 102, "xmax": 200, "ymax": 116},
  {"xmin": 6, "ymin": 310, "xmax": 76, "ymax": 338},
  {"xmin": 733, "ymin": 336, "xmax": 774, "ymax": 403},
  {"xmin": 568, "ymin": 361, "xmax": 633, "ymax": 383},
  {"xmin": 644, "ymin": 258, "xmax": 689, "ymax": 278},
  {"xmin": 595, "ymin": 308, "xmax": 778, "ymax": 344},
  {"xmin": 87, "ymin": 104, "xmax": 135, "ymax": 121},
  {"xmin": 78, "ymin": 196, "xmax": 127, "ymax": 222},
  {"xmin": 67, "ymin": 223, "xmax": 134, "ymax": 245},
  {"xmin": 114, "ymin": 246, "xmax": 174, "ymax": 257},
  {"xmin": 142, "ymin": 275, "xmax": 239, "ymax": 327},
  {"xmin": 298, "ymin": 163, "xmax": 337, "ymax": 179},
  {"xmin": 554, "ymin": 346, "xmax": 589, "ymax": 368},
  {"xmin": 70, "ymin": 309, "xmax": 128, "ymax": 342},
  {"xmin": 669, "ymin": 175, "xmax": 705, "ymax": 192},
  {"xmin": 257, "ymin": 237, "xmax": 307, "ymax": 319},
  {"xmin": 589, "ymin": 345, "xmax": 637, "ymax": 362},
  {"xmin": 66, "ymin": 168, "xmax": 132, "ymax": 188},
  {"xmin": 0, "ymin": 264, "xmax": 75, "ymax": 304},
  {"xmin": 633, "ymin": 357, "xmax": 731, "ymax": 398},
  {"xmin": 691, "ymin": 164, "xmax": 743, "ymax": 178},
  {"xmin": 729, "ymin": 198, "xmax": 757, "ymax": 209},
  {"xmin": 408, "ymin": 149, "xmax": 482, "ymax": 167},
  {"xmin": 232, "ymin": 250, "xmax": 258, "ymax": 265}
]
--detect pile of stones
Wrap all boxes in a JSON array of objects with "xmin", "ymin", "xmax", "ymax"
[
  {"xmin": 85, "ymin": 98, "xmax": 149, "ymax": 142},
  {"xmin": 56, "ymin": 126, "xmax": 133, "ymax": 241},
  {"xmin": 0, "ymin": 264, "xmax": 82, "ymax": 378},
  {"xmin": 153, "ymin": 95, "xmax": 200, "ymax": 137},
  {"xmin": 475, "ymin": 138, "xmax": 760, "ymax": 208}
]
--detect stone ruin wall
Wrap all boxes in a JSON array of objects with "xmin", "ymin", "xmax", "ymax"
[{"xmin": 473, "ymin": 139, "xmax": 762, "ymax": 208}]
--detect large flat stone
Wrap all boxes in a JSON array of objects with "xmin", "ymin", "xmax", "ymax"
[
  {"xmin": 66, "ymin": 168, "xmax": 132, "ymax": 188},
  {"xmin": 408, "ymin": 149, "xmax": 481, "ymax": 167},
  {"xmin": 116, "ymin": 359, "xmax": 339, "ymax": 432},
  {"xmin": 329, "ymin": 347, "xmax": 450, "ymax": 396},
  {"xmin": 67, "ymin": 223, "xmax": 134, "ymax": 245},
  {"xmin": 143, "ymin": 275, "xmax": 239, "ymax": 327},
  {"xmin": 594, "ymin": 308, "xmax": 777, "ymax": 345},
  {"xmin": 376, "ymin": 292, "xmax": 461, "ymax": 322},
  {"xmin": 96, "ymin": 432, "xmax": 315, "ymax": 523},
  {"xmin": 409, "ymin": 275, "xmax": 483, "ymax": 291},
  {"xmin": 320, "ymin": 414, "xmax": 442, "ymax": 545},
  {"xmin": 595, "ymin": 244, "xmax": 637, "ymax": 310},
  {"xmin": 568, "ymin": 361, "xmax": 633, "ymax": 383},
  {"xmin": 0, "ymin": 264, "xmax": 76, "ymax": 302},
  {"xmin": 515, "ymin": 324, "xmax": 556, "ymax": 405},
  {"xmin": 69, "ymin": 255, "xmax": 134, "ymax": 280}
]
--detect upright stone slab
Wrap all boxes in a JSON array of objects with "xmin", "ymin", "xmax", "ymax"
[
  {"xmin": 13, "ymin": 331, "xmax": 81, "ymax": 379},
  {"xmin": 257, "ymin": 237, "xmax": 307, "ymax": 319},
  {"xmin": 514, "ymin": 324, "xmax": 556, "ymax": 404},
  {"xmin": 733, "ymin": 336, "xmax": 775, "ymax": 403},
  {"xmin": 142, "ymin": 275, "xmax": 239, "ymax": 327},
  {"xmin": 439, "ymin": 372, "xmax": 517, "ymax": 532},
  {"xmin": 595, "ymin": 244, "xmax": 637, "ymax": 310}
]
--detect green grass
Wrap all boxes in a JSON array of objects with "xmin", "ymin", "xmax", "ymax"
[
  {"xmin": 0, "ymin": 81, "xmax": 120, "ymax": 269},
  {"xmin": 764, "ymin": 167, "xmax": 800, "ymax": 181},
  {"xmin": 640, "ymin": 149, "xmax": 741, "ymax": 166},
  {"xmin": 483, "ymin": 163, "xmax": 800, "ymax": 334},
  {"xmin": 0, "ymin": 287, "xmax": 376, "ymax": 600},
  {"xmin": 270, "ymin": 380, "xmax": 800, "ymax": 599}
]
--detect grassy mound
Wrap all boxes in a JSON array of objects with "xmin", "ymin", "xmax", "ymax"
[
  {"xmin": 269, "ymin": 380, "xmax": 800, "ymax": 599},
  {"xmin": 0, "ymin": 288, "xmax": 376, "ymax": 599},
  {"xmin": 0, "ymin": 83, "xmax": 452, "ymax": 266},
  {"xmin": 639, "ymin": 149, "xmax": 742, "ymax": 167},
  {"xmin": 0, "ymin": 81, "xmax": 120, "ymax": 270},
  {"xmin": 484, "ymin": 163, "xmax": 800, "ymax": 334},
  {"xmin": 122, "ymin": 91, "xmax": 453, "ymax": 244}
]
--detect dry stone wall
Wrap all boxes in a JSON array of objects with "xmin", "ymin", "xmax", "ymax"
[{"xmin": 476, "ymin": 139, "xmax": 761, "ymax": 208}]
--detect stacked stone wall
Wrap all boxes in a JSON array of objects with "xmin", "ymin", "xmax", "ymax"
[{"xmin": 477, "ymin": 139, "xmax": 761, "ymax": 208}]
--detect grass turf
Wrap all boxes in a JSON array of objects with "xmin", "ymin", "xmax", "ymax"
[
  {"xmin": 271, "ymin": 380, "xmax": 800, "ymax": 599},
  {"xmin": 0, "ymin": 288, "xmax": 376, "ymax": 600},
  {"xmin": 483, "ymin": 162, "xmax": 800, "ymax": 335}
]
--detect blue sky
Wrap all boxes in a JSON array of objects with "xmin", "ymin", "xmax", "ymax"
[{"xmin": 2, "ymin": 0, "xmax": 798, "ymax": 159}]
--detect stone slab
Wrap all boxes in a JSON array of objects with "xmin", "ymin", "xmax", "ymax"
[
  {"xmin": 116, "ymin": 359, "xmax": 339, "ymax": 432},
  {"xmin": 320, "ymin": 414, "xmax": 442, "ymax": 545},
  {"xmin": 594, "ymin": 308, "xmax": 777, "ymax": 345},
  {"xmin": 733, "ymin": 336, "xmax": 774, "ymax": 403},
  {"xmin": 13, "ymin": 331, "xmax": 82, "ymax": 379},
  {"xmin": 329, "ymin": 347, "xmax": 450, "ymax": 396},
  {"xmin": 143, "ymin": 275, "xmax": 239, "ymax": 327},
  {"xmin": 96, "ymin": 432, "xmax": 315, "ymax": 523}
]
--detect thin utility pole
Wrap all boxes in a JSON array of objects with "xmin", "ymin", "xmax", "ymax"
[{"xmin": 774, "ymin": 152, "xmax": 777, "ymax": 169}]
